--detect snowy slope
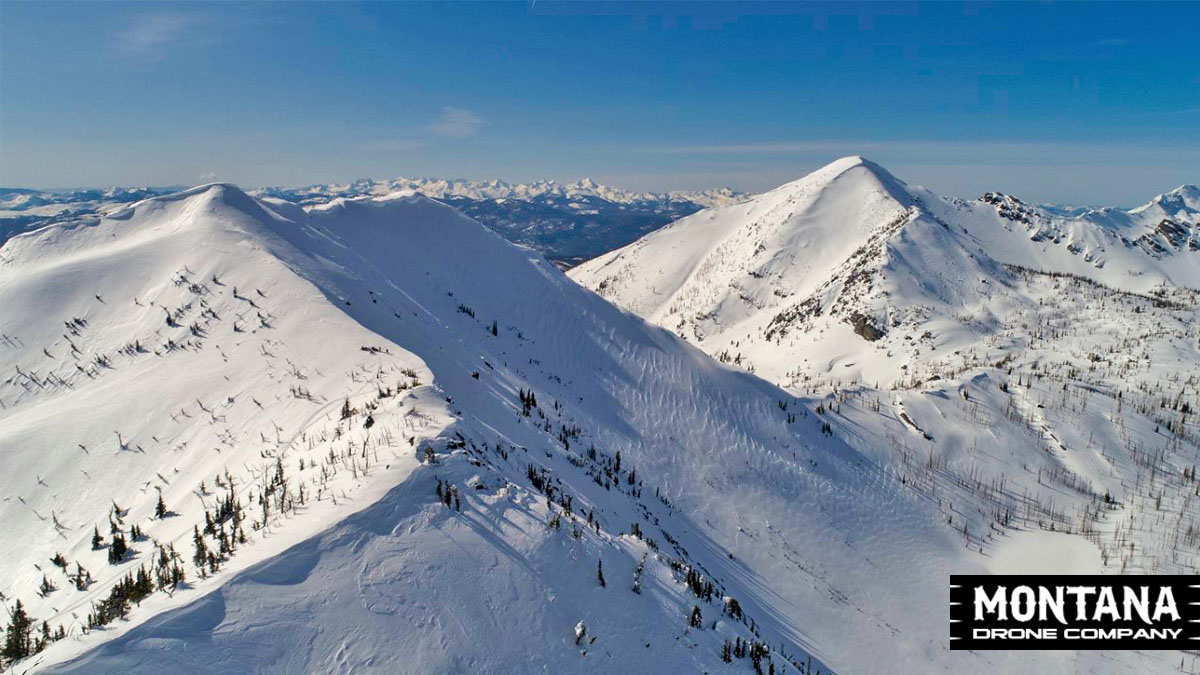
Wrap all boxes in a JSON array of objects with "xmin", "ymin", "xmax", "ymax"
[
  {"xmin": 0, "ymin": 188, "xmax": 178, "ymax": 245},
  {"xmin": 571, "ymin": 157, "xmax": 1200, "ymax": 669},
  {"xmin": 2, "ymin": 183, "xmax": 1192, "ymax": 674},
  {"xmin": 0, "ymin": 185, "xmax": 454, "ymax": 665}
]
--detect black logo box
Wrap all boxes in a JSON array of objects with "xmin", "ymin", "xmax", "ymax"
[{"xmin": 950, "ymin": 575, "xmax": 1199, "ymax": 650}]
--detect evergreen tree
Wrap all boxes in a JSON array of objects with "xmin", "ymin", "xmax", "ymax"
[
  {"xmin": 725, "ymin": 596, "xmax": 744, "ymax": 620},
  {"xmin": 749, "ymin": 640, "xmax": 769, "ymax": 674},
  {"xmin": 689, "ymin": 605, "xmax": 703, "ymax": 628},
  {"xmin": 73, "ymin": 562, "xmax": 90, "ymax": 591},
  {"xmin": 596, "ymin": 559, "xmax": 606, "ymax": 587},
  {"xmin": 37, "ymin": 621, "xmax": 51, "ymax": 653},
  {"xmin": 91, "ymin": 526, "xmax": 104, "ymax": 550},
  {"xmin": 155, "ymin": 495, "xmax": 168, "ymax": 519},
  {"xmin": 192, "ymin": 526, "xmax": 208, "ymax": 571},
  {"xmin": 2, "ymin": 600, "xmax": 33, "ymax": 666},
  {"xmin": 107, "ymin": 532, "xmax": 128, "ymax": 565},
  {"xmin": 518, "ymin": 389, "xmax": 538, "ymax": 416}
]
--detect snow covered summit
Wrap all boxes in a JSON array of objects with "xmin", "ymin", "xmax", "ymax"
[{"xmin": 571, "ymin": 155, "xmax": 1199, "ymax": 386}]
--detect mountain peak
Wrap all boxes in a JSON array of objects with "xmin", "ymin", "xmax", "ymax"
[
  {"xmin": 825, "ymin": 155, "xmax": 906, "ymax": 184},
  {"xmin": 769, "ymin": 155, "xmax": 914, "ymax": 209},
  {"xmin": 1161, "ymin": 184, "xmax": 1200, "ymax": 204},
  {"xmin": 91, "ymin": 183, "xmax": 298, "ymax": 242},
  {"xmin": 1150, "ymin": 183, "xmax": 1200, "ymax": 203},
  {"xmin": 1132, "ymin": 183, "xmax": 1200, "ymax": 219},
  {"xmin": 827, "ymin": 154, "xmax": 871, "ymax": 169}
]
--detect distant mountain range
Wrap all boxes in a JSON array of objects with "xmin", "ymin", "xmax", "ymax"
[{"xmin": 0, "ymin": 178, "xmax": 746, "ymax": 264}]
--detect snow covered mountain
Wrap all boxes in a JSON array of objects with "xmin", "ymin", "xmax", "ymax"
[
  {"xmin": 1, "ymin": 179, "xmax": 744, "ymax": 266},
  {"xmin": 571, "ymin": 156, "xmax": 1199, "ymax": 387},
  {"xmin": 1, "ymin": 178, "xmax": 1193, "ymax": 674},
  {"xmin": 571, "ymin": 156, "xmax": 1200, "ymax": 668}
]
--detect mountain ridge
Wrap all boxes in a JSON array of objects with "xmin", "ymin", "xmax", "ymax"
[{"xmin": 1, "ymin": 177, "xmax": 747, "ymax": 264}]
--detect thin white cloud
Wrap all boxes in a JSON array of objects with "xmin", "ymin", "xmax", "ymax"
[
  {"xmin": 425, "ymin": 107, "xmax": 486, "ymax": 138},
  {"xmin": 112, "ymin": 12, "xmax": 212, "ymax": 63}
]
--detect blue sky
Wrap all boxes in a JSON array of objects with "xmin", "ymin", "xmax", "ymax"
[{"xmin": 2, "ymin": 1, "xmax": 1197, "ymax": 204}]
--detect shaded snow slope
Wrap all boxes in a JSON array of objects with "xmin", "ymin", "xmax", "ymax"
[{"xmin": 3, "ymin": 183, "xmax": 1190, "ymax": 674}]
